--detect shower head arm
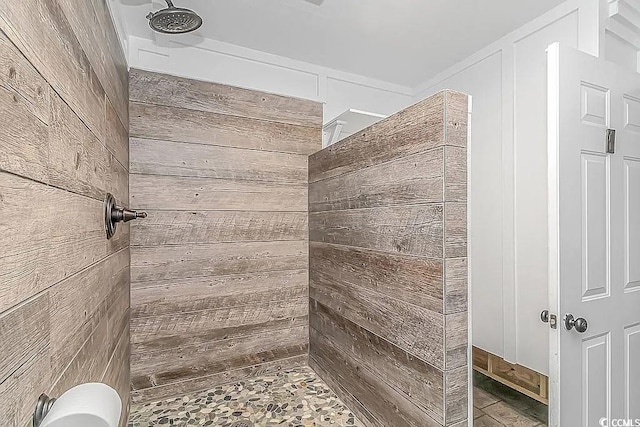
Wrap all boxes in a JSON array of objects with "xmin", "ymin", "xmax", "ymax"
[{"xmin": 165, "ymin": 0, "xmax": 175, "ymax": 7}]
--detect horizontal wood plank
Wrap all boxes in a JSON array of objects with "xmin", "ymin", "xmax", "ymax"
[
  {"xmin": 310, "ymin": 267, "xmax": 445, "ymax": 369},
  {"xmin": 106, "ymin": 96, "xmax": 129, "ymax": 170},
  {"xmin": 0, "ymin": 172, "xmax": 124, "ymax": 312},
  {"xmin": 49, "ymin": 249, "xmax": 129, "ymax": 377},
  {"xmin": 0, "ymin": 31, "xmax": 49, "ymax": 123},
  {"xmin": 311, "ymin": 300, "xmax": 446, "ymax": 423},
  {"xmin": 131, "ymin": 269, "xmax": 308, "ymax": 316},
  {"xmin": 310, "ymin": 332, "xmax": 443, "ymax": 427},
  {"xmin": 309, "ymin": 148, "xmax": 443, "ymax": 212},
  {"xmin": 310, "ymin": 242, "xmax": 443, "ymax": 313},
  {"xmin": 131, "ymin": 240, "xmax": 308, "ymax": 283},
  {"xmin": 309, "ymin": 205, "xmax": 444, "ymax": 258},
  {"xmin": 49, "ymin": 92, "xmax": 128, "ymax": 202},
  {"xmin": 130, "ymin": 354, "xmax": 308, "ymax": 404},
  {"xmin": 0, "ymin": 293, "xmax": 51, "ymax": 427},
  {"xmin": 57, "ymin": 0, "xmax": 128, "ymax": 130},
  {"xmin": 131, "ymin": 325, "xmax": 308, "ymax": 389},
  {"xmin": 128, "ymin": 71, "xmax": 316, "ymax": 402},
  {"xmin": 130, "ymin": 68, "xmax": 322, "ymax": 128},
  {"xmin": 130, "ymin": 101, "xmax": 321, "ymax": 155},
  {"xmin": 0, "ymin": 0, "xmax": 106, "ymax": 140},
  {"xmin": 131, "ymin": 210, "xmax": 308, "ymax": 246},
  {"xmin": 130, "ymin": 137, "xmax": 308, "ymax": 183},
  {"xmin": 131, "ymin": 298, "xmax": 307, "ymax": 350},
  {"xmin": 309, "ymin": 91, "xmax": 446, "ymax": 183},
  {"xmin": 130, "ymin": 173, "xmax": 307, "ymax": 212}
]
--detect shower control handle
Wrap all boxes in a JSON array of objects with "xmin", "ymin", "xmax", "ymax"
[
  {"xmin": 104, "ymin": 193, "xmax": 147, "ymax": 240},
  {"xmin": 112, "ymin": 207, "xmax": 148, "ymax": 223}
]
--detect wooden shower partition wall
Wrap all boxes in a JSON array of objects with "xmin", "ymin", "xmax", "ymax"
[
  {"xmin": 309, "ymin": 90, "xmax": 470, "ymax": 427},
  {"xmin": 128, "ymin": 69, "xmax": 322, "ymax": 403}
]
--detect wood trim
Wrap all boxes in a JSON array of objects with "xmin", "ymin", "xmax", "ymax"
[{"xmin": 472, "ymin": 347, "xmax": 549, "ymax": 405}]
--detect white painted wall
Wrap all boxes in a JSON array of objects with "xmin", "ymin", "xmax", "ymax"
[
  {"xmin": 411, "ymin": 0, "xmax": 627, "ymax": 376},
  {"xmin": 127, "ymin": 35, "xmax": 414, "ymax": 125}
]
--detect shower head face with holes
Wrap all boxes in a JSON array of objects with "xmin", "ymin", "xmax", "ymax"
[{"xmin": 147, "ymin": 1, "xmax": 203, "ymax": 34}]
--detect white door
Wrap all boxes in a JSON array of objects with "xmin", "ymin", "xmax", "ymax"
[{"xmin": 547, "ymin": 42, "xmax": 640, "ymax": 427}]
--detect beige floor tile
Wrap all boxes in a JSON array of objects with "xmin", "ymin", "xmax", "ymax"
[
  {"xmin": 474, "ymin": 415, "xmax": 504, "ymax": 426},
  {"xmin": 482, "ymin": 401, "xmax": 541, "ymax": 427},
  {"xmin": 474, "ymin": 406, "xmax": 485, "ymax": 419},
  {"xmin": 473, "ymin": 386, "xmax": 500, "ymax": 409}
]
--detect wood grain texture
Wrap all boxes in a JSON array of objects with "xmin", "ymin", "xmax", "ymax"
[
  {"xmin": 0, "ymin": 31, "xmax": 49, "ymax": 123},
  {"xmin": 309, "ymin": 204, "xmax": 444, "ymax": 258},
  {"xmin": 0, "ymin": 0, "xmax": 106, "ymax": 140},
  {"xmin": 56, "ymin": 0, "xmax": 128, "ymax": 129},
  {"xmin": 309, "ymin": 148, "xmax": 443, "ymax": 212},
  {"xmin": 131, "ymin": 269, "xmax": 308, "ymax": 317},
  {"xmin": 308, "ymin": 90, "xmax": 469, "ymax": 426},
  {"xmin": 310, "ymin": 242, "xmax": 443, "ymax": 313},
  {"xmin": 0, "ymin": 294, "xmax": 51, "ymax": 427},
  {"xmin": 130, "ymin": 354, "xmax": 308, "ymax": 404},
  {"xmin": 445, "ymin": 367, "xmax": 468, "ymax": 424},
  {"xmin": 310, "ymin": 263, "xmax": 445, "ymax": 368},
  {"xmin": 106, "ymin": 96, "xmax": 129, "ymax": 170},
  {"xmin": 131, "ymin": 210, "xmax": 308, "ymax": 246},
  {"xmin": 49, "ymin": 250, "xmax": 129, "ymax": 377},
  {"xmin": 445, "ymin": 146, "xmax": 467, "ymax": 202},
  {"xmin": 130, "ymin": 72, "xmax": 319, "ymax": 401},
  {"xmin": 445, "ymin": 203, "xmax": 467, "ymax": 258},
  {"xmin": 311, "ymin": 300, "xmax": 446, "ymax": 423},
  {"xmin": 445, "ymin": 258, "xmax": 468, "ymax": 314},
  {"xmin": 131, "ymin": 325, "xmax": 308, "ymax": 389},
  {"xmin": 131, "ymin": 241, "xmax": 308, "ymax": 283},
  {"xmin": 130, "ymin": 68, "xmax": 322, "ymax": 128},
  {"xmin": 0, "ymin": 172, "xmax": 125, "ymax": 312},
  {"xmin": 130, "ymin": 101, "xmax": 321, "ymax": 155},
  {"xmin": 309, "ymin": 92, "xmax": 445, "ymax": 183},
  {"xmin": 130, "ymin": 137, "xmax": 307, "ymax": 183},
  {"xmin": 131, "ymin": 298, "xmax": 307, "ymax": 352},
  {"xmin": 310, "ymin": 334, "xmax": 443, "ymax": 427},
  {"xmin": 130, "ymin": 173, "xmax": 307, "ymax": 212},
  {"xmin": 0, "ymin": 2, "xmax": 129, "ymax": 424}
]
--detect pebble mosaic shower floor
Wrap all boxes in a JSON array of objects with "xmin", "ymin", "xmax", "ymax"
[{"xmin": 127, "ymin": 366, "xmax": 364, "ymax": 426}]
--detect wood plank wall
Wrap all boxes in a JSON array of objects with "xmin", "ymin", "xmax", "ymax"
[
  {"xmin": 128, "ymin": 69, "xmax": 322, "ymax": 403},
  {"xmin": 308, "ymin": 90, "xmax": 470, "ymax": 427},
  {"xmin": 0, "ymin": 1, "xmax": 130, "ymax": 426}
]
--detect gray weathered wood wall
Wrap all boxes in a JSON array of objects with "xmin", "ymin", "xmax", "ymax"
[
  {"xmin": 128, "ymin": 69, "xmax": 322, "ymax": 403},
  {"xmin": 0, "ymin": 1, "xmax": 130, "ymax": 426},
  {"xmin": 308, "ymin": 90, "xmax": 469, "ymax": 427}
]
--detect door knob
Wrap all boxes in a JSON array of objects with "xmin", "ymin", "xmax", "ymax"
[
  {"xmin": 564, "ymin": 314, "xmax": 588, "ymax": 333},
  {"xmin": 541, "ymin": 310, "xmax": 550, "ymax": 323}
]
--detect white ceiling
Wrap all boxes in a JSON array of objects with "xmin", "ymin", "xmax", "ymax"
[{"xmin": 114, "ymin": 0, "xmax": 563, "ymax": 87}]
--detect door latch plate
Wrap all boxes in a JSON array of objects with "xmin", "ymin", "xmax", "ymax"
[{"xmin": 549, "ymin": 314, "xmax": 557, "ymax": 329}]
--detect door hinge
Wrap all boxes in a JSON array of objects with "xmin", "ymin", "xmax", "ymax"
[{"xmin": 606, "ymin": 128, "xmax": 616, "ymax": 154}]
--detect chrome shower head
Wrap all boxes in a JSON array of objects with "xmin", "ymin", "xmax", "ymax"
[{"xmin": 147, "ymin": 0, "xmax": 203, "ymax": 34}]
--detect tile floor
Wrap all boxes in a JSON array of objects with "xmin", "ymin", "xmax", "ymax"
[
  {"xmin": 128, "ymin": 366, "xmax": 363, "ymax": 426},
  {"xmin": 129, "ymin": 366, "xmax": 547, "ymax": 426},
  {"xmin": 473, "ymin": 371, "xmax": 548, "ymax": 426}
]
